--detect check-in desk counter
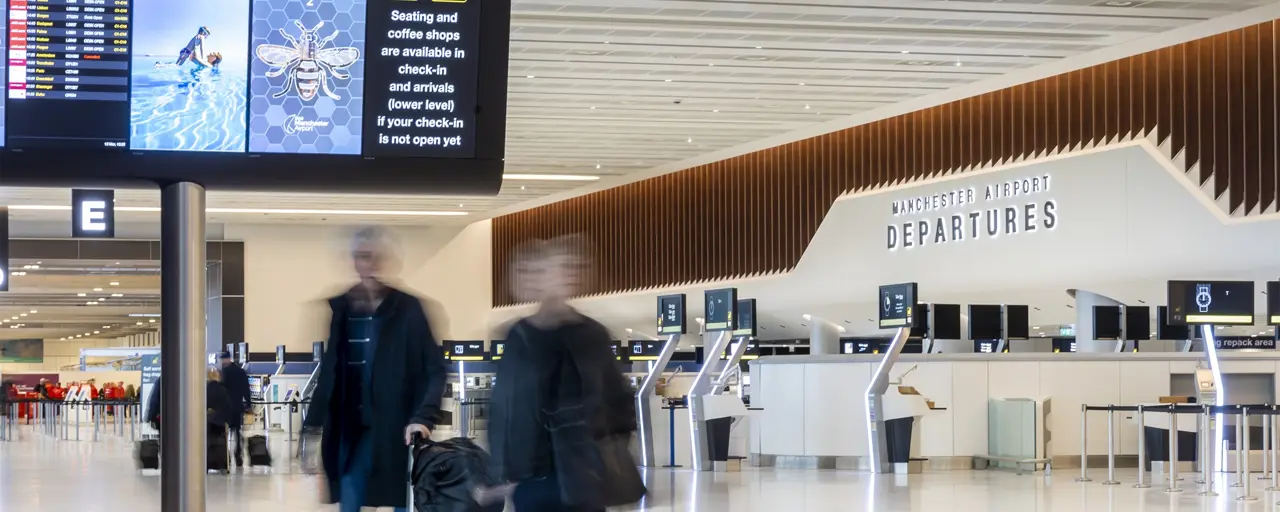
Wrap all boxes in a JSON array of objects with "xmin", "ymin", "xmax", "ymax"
[{"xmin": 748, "ymin": 352, "xmax": 1280, "ymax": 470}]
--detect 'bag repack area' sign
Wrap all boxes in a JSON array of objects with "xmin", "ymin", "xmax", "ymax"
[{"xmin": 887, "ymin": 174, "xmax": 1057, "ymax": 251}]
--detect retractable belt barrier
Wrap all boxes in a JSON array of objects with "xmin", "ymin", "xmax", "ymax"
[
  {"xmin": 0, "ymin": 399, "xmax": 142, "ymax": 443},
  {"xmin": 1080, "ymin": 402, "xmax": 1280, "ymax": 501}
]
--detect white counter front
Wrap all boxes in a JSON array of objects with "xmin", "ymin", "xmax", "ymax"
[{"xmin": 748, "ymin": 352, "xmax": 1280, "ymax": 462}]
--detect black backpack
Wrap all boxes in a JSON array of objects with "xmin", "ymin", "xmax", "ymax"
[{"xmin": 409, "ymin": 438, "xmax": 502, "ymax": 512}]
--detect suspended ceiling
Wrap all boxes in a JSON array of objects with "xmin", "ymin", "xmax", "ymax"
[
  {"xmin": 0, "ymin": 0, "xmax": 1272, "ymax": 224},
  {"xmin": 0, "ymin": 260, "xmax": 159, "ymax": 342}
]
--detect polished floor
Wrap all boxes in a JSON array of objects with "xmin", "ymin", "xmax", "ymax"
[{"xmin": 3, "ymin": 427, "xmax": 1280, "ymax": 511}]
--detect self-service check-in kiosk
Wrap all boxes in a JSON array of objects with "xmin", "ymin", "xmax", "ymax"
[
  {"xmin": 688, "ymin": 288, "xmax": 748, "ymax": 472},
  {"xmin": 866, "ymin": 282, "xmax": 918, "ymax": 474},
  {"xmin": 636, "ymin": 294, "xmax": 686, "ymax": 468}
]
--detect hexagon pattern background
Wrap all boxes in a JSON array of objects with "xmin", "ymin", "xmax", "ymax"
[{"xmin": 249, "ymin": 0, "xmax": 365, "ymax": 154}]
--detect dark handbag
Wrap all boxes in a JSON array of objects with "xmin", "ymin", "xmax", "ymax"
[{"xmin": 542, "ymin": 337, "xmax": 646, "ymax": 508}]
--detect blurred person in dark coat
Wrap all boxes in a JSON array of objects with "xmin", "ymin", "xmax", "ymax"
[
  {"xmin": 486, "ymin": 236, "xmax": 641, "ymax": 512},
  {"xmin": 303, "ymin": 226, "xmax": 448, "ymax": 512},
  {"xmin": 219, "ymin": 351, "xmax": 251, "ymax": 467}
]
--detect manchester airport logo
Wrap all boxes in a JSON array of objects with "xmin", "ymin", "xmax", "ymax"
[
  {"xmin": 282, "ymin": 114, "xmax": 331, "ymax": 135},
  {"xmin": 887, "ymin": 174, "xmax": 1058, "ymax": 251}
]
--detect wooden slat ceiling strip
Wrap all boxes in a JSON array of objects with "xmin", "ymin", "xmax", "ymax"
[{"xmin": 492, "ymin": 21, "xmax": 1280, "ymax": 307}]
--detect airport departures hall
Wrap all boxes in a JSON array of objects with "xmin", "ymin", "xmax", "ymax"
[{"xmin": 1, "ymin": 1, "xmax": 1280, "ymax": 511}]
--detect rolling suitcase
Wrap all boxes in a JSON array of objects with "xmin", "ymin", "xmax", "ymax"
[
  {"xmin": 136, "ymin": 438, "xmax": 160, "ymax": 470},
  {"xmin": 208, "ymin": 433, "xmax": 229, "ymax": 473},
  {"xmin": 247, "ymin": 434, "xmax": 272, "ymax": 466}
]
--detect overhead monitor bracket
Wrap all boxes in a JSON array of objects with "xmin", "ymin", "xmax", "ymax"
[
  {"xmin": 865, "ymin": 326, "xmax": 911, "ymax": 474},
  {"xmin": 688, "ymin": 330, "xmax": 733, "ymax": 472},
  {"xmin": 636, "ymin": 333, "xmax": 681, "ymax": 468}
]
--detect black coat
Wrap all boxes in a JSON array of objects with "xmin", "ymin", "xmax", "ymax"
[
  {"xmin": 144, "ymin": 377, "xmax": 234, "ymax": 433},
  {"xmin": 487, "ymin": 316, "xmax": 636, "ymax": 485},
  {"xmin": 219, "ymin": 363, "xmax": 251, "ymax": 427},
  {"xmin": 304, "ymin": 286, "xmax": 448, "ymax": 509}
]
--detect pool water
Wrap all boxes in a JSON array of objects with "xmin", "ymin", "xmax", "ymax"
[{"xmin": 130, "ymin": 56, "xmax": 247, "ymax": 152}]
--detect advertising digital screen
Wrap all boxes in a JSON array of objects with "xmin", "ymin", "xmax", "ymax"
[
  {"xmin": 1167, "ymin": 280, "xmax": 1255, "ymax": 325},
  {"xmin": 732, "ymin": 298, "xmax": 756, "ymax": 338},
  {"xmin": 878, "ymin": 282, "xmax": 917, "ymax": 329},
  {"xmin": 0, "ymin": 0, "xmax": 510, "ymax": 194},
  {"xmin": 1125, "ymin": 306, "xmax": 1151, "ymax": 341},
  {"xmin": 968, "ymin": 304, "xmax": 1002, "ymax": 340},
  {"xmin": 444, "ymin": 340, "xmax": 484, "ymax": 361},
  {"xmin": 657, "ymin": 294, "xmax": 686, "ymax": 335},
  {"xmin": 490, "ymin": 341, "xmax": 504, "ymax": 361},
  {"xmin": 840, "ymin": 339, "xmax": 880, "ymax": 354},
  {"xmin": 931, "ymin": 304, "xmax": 961, "ymax": 340},
  {"xmin": 1053, "ymin": 338, "xmax": 1077, "ymax": 353},
  {"xmin": 1004, "ymin": 305, "xmax": 1029, "ymax": 340},
  {"xmin": 703, "ymin": 288, "xmax": 736, "ymax": 332},
  {"xmin": 1269, "ymin": 282, "xmax": 1280, "ymax": 325},
  {"xmin": 973, "ymin": 340, "xmax": 999, "ymax": 354}
]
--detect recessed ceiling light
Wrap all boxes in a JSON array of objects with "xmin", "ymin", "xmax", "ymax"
[
  {"xmin": 589, "ymin": 106, "xmax": 596, "ymax": 110},
  {"xmin": 798, "ymin": 82, "xmax": 805, "ymax": 86},
  {"xmin": 712, "ymin": 109, "xmax": 719, "ymax": 113},
  {"xmin": 137, "ymin": 322, "xmax": 144, "ymax": 325},
  {"xmin": 664, "ymin": 79, "xmax": 672, "ymax": 82},
  {"xmin": 110, "ymin": 282, "xmax": 119, "ymax": 286},
  {"xmin": 906, "ymin": 61, "xmax": 932, "ymax": 66},
  {"xmin": 149, "ymin": 319, "xmax": 157, "ymax": 323},
  {"xmin": 1105, "ymin": 1, "xmax": 1134, "ymax": 6},
  {"xmin": 686, "ymin": 137, "xmax": 693, "ymax": 143},
  {"xmin": 572, "ymin": 50, "xmax": 603, "ymax": 56},
  {"xmin": 754, "ymin": 46, "xmax": 762, "ymax": 49},
  {"xmin": 503, "ymin": 174, "xmax": 600, "ymax": 181},
  {"xmin": 86, "ymin": 301, "xmax": 96, "ymax": 305},
  {"xmin": 519, "ymin": 186, "xmax": 525, "ymax": 190},
  {"xmin": 954, "ymin": 61, "xmax": 962, "ymax": 67},
  {"xmin": 900, "ymin": 50, "xmax": 910, "ymax": 54},
  {"xmin": 804, "ymin": 104, "xmax": 810, "ymax": 109},
  {"xmin": 103, "ymin": 326, "xmax": 109, "ymax": 329},
  {"xmin": 75, "ymin": 334, "xmax": 82, "ymax": 338},
  {"xmin": 77, "ymin": 293, "xmax": 86, "ymax": 297},
  {"xmin": 29, "ymin": 310, "xmax": 36, "ymax": 313},
  {"xmin": 707, "ymin": 63, "xmax": 714, "ymax": 67},
  {"xmin": 93, "ymin": 288, "xmax": 103, "ymax": 292},
  {"xmin": 603, "ymin": 41, "xmax": 610, "ymax": 44},
  {"xmin": 112, "ymin": 293, "xmax": 124, "ymax": 297},
  {"xmin": 526, "ymin": 75, "xmax": 535, "ymax": 79},
  {"xmin": 98, "ymin": 298, "xmax": 106, "ymax": 302},
  {"xmin": 93, "ymin": 331, "xmax": 99, "ymax": 334},
  {"xmin": 19, "ymin": 313, "xmax": 26, "ymax": 317}
]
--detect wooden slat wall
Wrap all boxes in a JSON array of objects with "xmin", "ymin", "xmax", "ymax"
[{"xmin": 492, "ymin": 21, "xmax": 1280, "ymax": 307}]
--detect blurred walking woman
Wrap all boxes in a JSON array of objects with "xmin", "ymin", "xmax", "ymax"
[{"xmin": 487, "ymin": 236, "xmax": 645, "ymax": 512}]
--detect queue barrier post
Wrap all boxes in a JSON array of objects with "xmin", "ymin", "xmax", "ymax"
[
  {"xmin": 1166, "ymin": 408, "xmax": 1182, "ymax": 493},
  {"xmin": 74, "ymin": 403, "xmax": 81, "ymax": 442},
  {"xmin": 1134, "ymin": 405, "xmax": 1150, "ymax": 489},
  {"xmin": 1199, "ymin": 405, "xmax": 1217, "ymax": 496},
  {"xmin": 1262, "ymin": 408, "xmax": 1272, "ymax": 481},
  {"xmin": 1264, "ymin": 409, "xmax": 1274, "ymax": 488},
  {"xmin": 93, "ymin": 403, "xmax": 101, "ymax": 442},
  {"xmin": 1234, "ymin": 414, "xmax": 1245, "ymax": 488},
  {"xmin": 1103, "ymin": 407, "xmax": 1120, "ymax": 485},
  {"xmin": 1238, "ymin": 407, "xmax": 1258, "ymax": 501},
  {"xmin": 1076, "ymin": 404, "xmax": 1092, "ymax": 482}
]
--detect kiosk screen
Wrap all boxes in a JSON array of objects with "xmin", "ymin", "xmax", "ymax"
[{"xmin": 1167, "ymin": 280, "xmax": 1254, "ymax": 325}]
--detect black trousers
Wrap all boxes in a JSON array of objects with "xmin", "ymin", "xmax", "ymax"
[
  {"xmin": 512, "ymin": 476, "xmax": 603, "ymax": 512},
  {"xmin": 228, "ymin": 423, "xmax": 244, "ymax": 464}
]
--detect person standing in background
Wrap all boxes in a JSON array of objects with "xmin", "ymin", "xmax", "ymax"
[
  {"xmin": 303, "ymin": 227, "xmax": 448, "ymax": 512},
  {"xmin": 219, "ymin": 351, "xmax": 251, "ymax": 468}
]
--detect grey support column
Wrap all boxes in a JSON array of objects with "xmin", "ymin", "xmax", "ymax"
[
  {"xmin": 160, "ymin": 182, "xmax": 208, "ymax": 512},
  {"xmin": 809, "ymin": 320, "xmax": 840, "ymax": 355}
]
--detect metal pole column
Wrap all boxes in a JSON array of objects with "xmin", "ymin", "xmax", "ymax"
[
  {"xmin": 1076, "ymin": 405, "xmax": 1092, "ymax": 482},
  {"xmin": 1238, "ymin": 407, "xmax": 1257, "ymax": 501},
  {"xmin": 1234, "ymin": 416, "xmax": 1245, "ymax": 487},
  {"xmin": 1166, "ymin": 410, "xmax": 1181, "ymax": 493},
  {"xmin": 160, "ymin": 181, "xmax": 208, "ymax": 512},
  {"xmin": 1135, "ymin": 405, "xmax": 1149, "ymax": 488},
  {"xmin": 1200, "ymin": 405, "xmax": 1218, "ymax": 496},
  {"xmin": 1104, "ymin": 408, "xmax": 1119, "ymax": 485},
  {"xmin": 1264, "ymin": 414, "xmax": 1274, "ymax": 494},
  {"xmin": 1262, "ymin": 411, "xmax": 1271, "ymax": 481}
]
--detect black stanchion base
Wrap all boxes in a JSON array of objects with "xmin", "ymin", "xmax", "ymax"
[{"xmin": 661, "ymin": 465, "xmax": 684, "ymax": 468}]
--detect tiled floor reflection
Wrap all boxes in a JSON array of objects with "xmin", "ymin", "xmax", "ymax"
[{"xmin": 1, "ymin": 427, "xmax": 1278, "ymax": 511}]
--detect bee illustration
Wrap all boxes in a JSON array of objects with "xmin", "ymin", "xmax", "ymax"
[{"xmin": 255, "ymin": 20, "xmax": 360, "ymax": 101}]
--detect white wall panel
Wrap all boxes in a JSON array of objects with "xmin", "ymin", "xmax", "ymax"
[
  {"xmin": 988, "ymin": 361, "xmax": 1042, "ymax": 400},
  {"xmin": 1040, "ymin": 362, "xmax": 1121, "ymax": 457},
  {"xmin": 758, "ymin": 364, "xmax": 805, "ymax": 456},
  {"xmin": 894, "ymin": 362, "xmax": 954, "ymax": 457},
  {"xmin": 1218, "ymin": 361, "xmax": 1277, "ymax": 374},
  {"xmin": 951, "ymin": 362, "xmax": 990, "ymax": 456},
  {"xmin": 803, "ymin": 362, "xmax": 870, "ymax": 457},
  {"xmin": 1118, "ymin": 361, "xmax": 1172, "ymax": 454}
]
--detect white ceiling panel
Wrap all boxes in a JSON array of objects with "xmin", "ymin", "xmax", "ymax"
[{"xmin": 0, "ymin": 0, "xmax": 1270, "ymax": 225}]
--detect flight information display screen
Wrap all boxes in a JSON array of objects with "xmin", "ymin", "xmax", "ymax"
[
  {"xmin": 2, "ymin": 0, "xmax": 489, "ymax": 156},
  {"xmin": 1167, "ymin": 280, "xmax": 1255, "ymax": 326}
]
